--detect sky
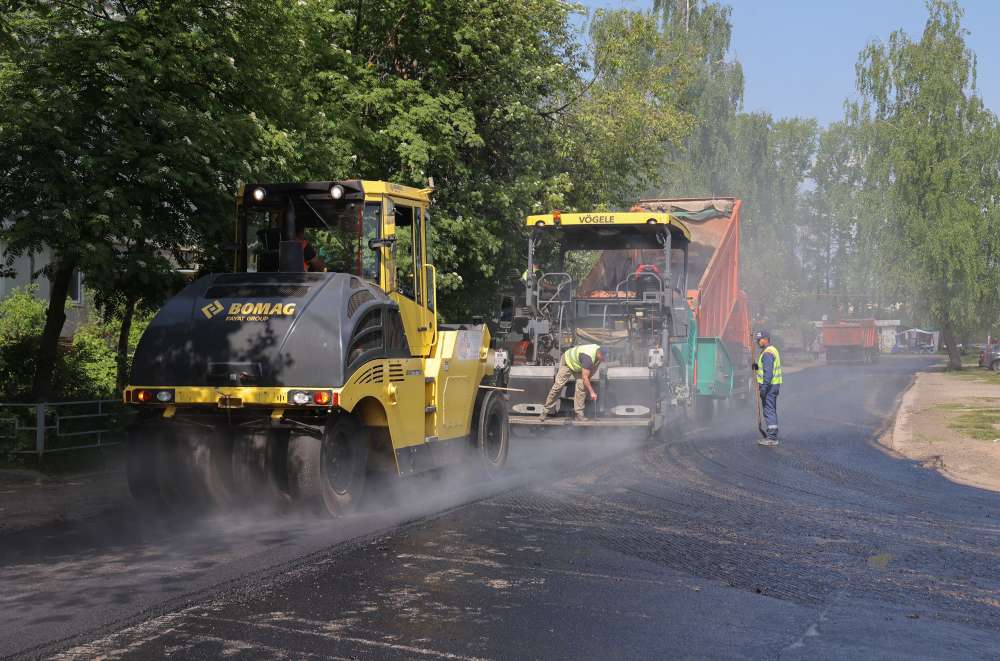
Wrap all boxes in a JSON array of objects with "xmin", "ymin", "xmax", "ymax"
[{"xmin": 578, "ymin": 0, "xmax": 1000, "ymax": 125}]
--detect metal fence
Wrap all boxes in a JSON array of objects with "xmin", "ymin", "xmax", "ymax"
[{"xmin": 0, "ymin": 400, "xmax": 132, "ymax": 456}]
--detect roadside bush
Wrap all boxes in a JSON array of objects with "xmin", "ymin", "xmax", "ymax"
[
  {"xmin": 0, "ymin": 286, "xmax": 150, "ymax": 401},
  {"xmin": 0, "ymin": 287, "xmax": 49, "ymax": 401}
]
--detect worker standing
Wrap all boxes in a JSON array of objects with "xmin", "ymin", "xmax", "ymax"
[
  {"xmin": 538, "ymin": 344, "xmax": 607, "ymax": 423},
  {"xmin": 754, "ymin": 331, "xmax": 782, "ymax": 447}
]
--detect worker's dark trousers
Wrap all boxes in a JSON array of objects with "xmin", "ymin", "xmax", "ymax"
[{"xmin": 760, "ymin": 385, "xmax": 779, "ymax": 440}]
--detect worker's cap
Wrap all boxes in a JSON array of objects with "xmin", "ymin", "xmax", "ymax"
[
  {"xmin": 597, "ymin": 346, "xmax": 610, "ymax": 357},
  {"xmin": 754, "ymin": 330, "xmax": 770, "ymax": 341}
]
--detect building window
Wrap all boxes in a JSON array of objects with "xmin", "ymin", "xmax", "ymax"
[{"xmin": 69, "ymin": 269, "xmax": 84, "ymax": 305}]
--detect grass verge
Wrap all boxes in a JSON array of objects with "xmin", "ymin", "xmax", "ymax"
[{"xmin": 936, "ymin": 402, "xmax": 1000, "ymax": 441}]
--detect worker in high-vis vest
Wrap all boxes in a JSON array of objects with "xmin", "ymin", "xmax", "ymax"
[
  {"xmin": 754, "ymin": 330, "xmax": 782, "ymax": 446},
  {"xmin": 539, "ymin": 344, "xmax": 608, "ymax": 423}
]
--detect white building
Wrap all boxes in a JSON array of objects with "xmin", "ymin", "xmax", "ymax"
[
  {"xmin": 875, "ymin": 320, "xmax": 901, "ymax": 353},
  {"xmin": 0, "ymin": 246, "xmax": 89, "ymax": 337}
]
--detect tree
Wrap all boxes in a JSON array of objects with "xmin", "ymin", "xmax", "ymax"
[
  {"xmin": 0, "ymin": 1, "xmax": 314, "ymax": 399},
  {"xmin": 653, "ymin": 0, "xmax": 744, "ymax": 197},
  {"xmin": 727, "ymin": 114, "xmax": 817, "ymax": 325},
  {"xmin": 319, "ymin": 1, "xmax": 696, "ymax": 318},
  {"xmin": 855, "ymin": 0, "xmax": 1000, "ymax": 368}
]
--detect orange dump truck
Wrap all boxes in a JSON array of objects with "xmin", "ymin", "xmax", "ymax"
[{"xmin": 820, "ymin": 319, "xmax": 879, "ymax": 363}]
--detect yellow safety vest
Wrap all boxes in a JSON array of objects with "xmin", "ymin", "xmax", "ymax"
[
  {"xmin": 564, "ymin": 344, "xmax": 600, "ymax": 372},
  {"xmin": 756, "ymin": 345, "xmax": 782, "ymax": 385}
]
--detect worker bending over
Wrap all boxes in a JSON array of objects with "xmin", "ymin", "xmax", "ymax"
[
  {"xmin": 754, "ymin": 330, "xmax": 782, "ymax": 447},
  {"xmin": 539, "ymin": 344, "xmax": 607, "ymax": 423}
]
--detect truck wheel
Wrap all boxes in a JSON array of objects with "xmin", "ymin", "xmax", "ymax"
[
  {"xmin": 288, "ymin": 416, "xmax": 368, "ymax": 516},
  {"xmin": 476, "ymin": 391, "xmax": 509, "ymax": 479}
]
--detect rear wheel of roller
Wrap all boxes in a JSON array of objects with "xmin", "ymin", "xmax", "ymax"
[
  {"xmin": 232, "ymin": 430, "xmax": 288, "ymax": 507},
  {"xmin": 146, "ymin": 428, "xmax": 233, "ymax": 514},
  {"xmin": 186, "ymin": 429, "xmax": 235, "ymax": 509},
  {"xmin": 476, "ymin": 391, "xmax": 509, "ymax": 479},
  {"xmin": 288, "ymin": 416, "xmax": 369, "ymax": 516}
]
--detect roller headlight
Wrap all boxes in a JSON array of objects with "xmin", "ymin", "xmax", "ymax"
[
  {"xmin": 291, "ymin": 391, "xmax": 311, "ymax": 405},
  {"xmin": 251, "ymin": 187, "xmax": 267, "ymax": 202},
  {"xmin": 330, "ymin": 184, "xmax": 344, "ymax": 200}
]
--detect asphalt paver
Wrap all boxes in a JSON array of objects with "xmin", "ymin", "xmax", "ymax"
[{"xmin": 4, "ymin": 356, "xmax": 999, "ymax": 660}]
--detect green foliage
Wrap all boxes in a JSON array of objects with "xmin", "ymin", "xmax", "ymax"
[
  {"xmin": 853, "ymin": 0, "xmax": 1000, "ymax": 366},
  {"xmin": 939, "ymin": 403, "xmax": 1000, "ymax": 441},
  {"xmin": 0, "ymin": 287, "xmax": 49, "ymax": 397},
  {"xmin": 0, "ymin": 286, "xmax": 47, "ymax": 341},
  {"xmin": 650, "ymin": 2, "xmax": 818, "ymax": 326},
  {"xmin": 61, "ymin": 325, "xmax": 118, "ymax": 400},
  {"xmin": 0, "ymin": 286, "xmax": 146, "ymax": 401},
  {"xmin": 6, "ymin": 0, "xmax": 994, "ymax": 391},
  {"xmin": 564, "ymin": 252, "xmax": 603, "ymax": 285}
]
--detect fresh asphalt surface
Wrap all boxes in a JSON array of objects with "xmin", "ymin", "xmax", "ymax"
[{"xmin": 3, "ymin": 356, "xmax": 999, "ymax": 660}]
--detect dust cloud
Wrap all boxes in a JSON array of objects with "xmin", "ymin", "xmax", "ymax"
[{"xmin": 0, "ymin": 427, "xmax": 652, "ymax": 659}]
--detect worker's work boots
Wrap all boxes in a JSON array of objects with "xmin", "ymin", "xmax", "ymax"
[
  {"xmin": 757, "ymin": 438, "xmax": 779, "ymax": 447},
  {"xmin": 574, "ymin": 414, "xmax": 588, "ymax": 423}
]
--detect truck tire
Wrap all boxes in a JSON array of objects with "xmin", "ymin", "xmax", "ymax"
[
  {"xmin": 288, "ymin": 416, "xmax": 368, "ymax": 516},
  {"xmin": 476, "ymin": 390, "xmax": 509, "ymax": 479}
]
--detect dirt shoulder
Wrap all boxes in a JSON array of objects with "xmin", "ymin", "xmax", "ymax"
[{"xmin": 883, "ymin": 365, "xmax": 1000, "ymax": 492}]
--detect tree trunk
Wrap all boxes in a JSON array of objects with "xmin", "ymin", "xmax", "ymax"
[
  {"xmin": 116, "ymin": 296, "xmax": 137, "ymax": 392},
  {"xmin": 941, "ymin": 323, "xmax": 962, "ymax": 370},
  {"xmin": 32, "ymin": 256, "xmax": 77, "ymax": 401}
]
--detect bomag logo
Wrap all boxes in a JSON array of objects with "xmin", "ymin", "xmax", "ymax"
[
  {"xmin": 201, "ymin": 300, "xmax": 224, "ymax": 319},
  {"xmin": 222, "ymin": 301, "xmax": 298, "ymax": 322},
  {"xmin": 579, "ymin": 214, "xmax": 616, "ymax": 224}
]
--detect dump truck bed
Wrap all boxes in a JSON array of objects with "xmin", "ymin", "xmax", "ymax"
[
  {"xmin": 821, "ymin": 319, "xmax": 879, "ymax": 363},
  {"xmin": 821, "ymin": 319, "xmax": 878, "ymax": 348}
]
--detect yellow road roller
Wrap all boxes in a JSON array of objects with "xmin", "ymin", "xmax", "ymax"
[{"xmin": 123, "ymin": 181, "xmax": 510, "ymax": 516}]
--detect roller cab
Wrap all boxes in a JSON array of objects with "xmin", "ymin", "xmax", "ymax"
[{"xmin": 124, "ymin": 181, "xmax": 510, "ymax": 517}]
